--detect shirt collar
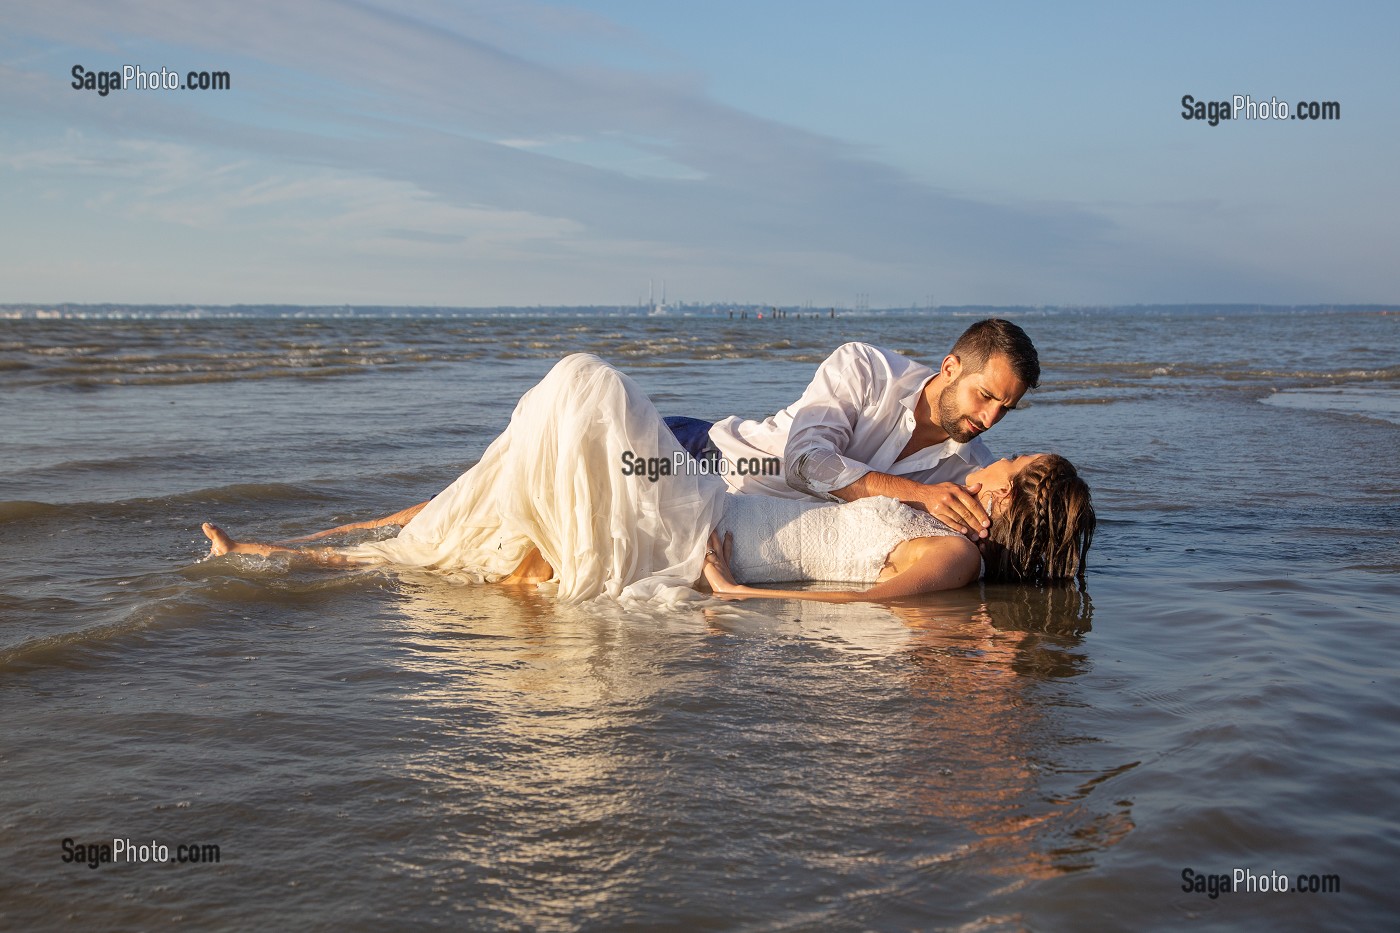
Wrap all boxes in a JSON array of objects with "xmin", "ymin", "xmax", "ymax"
[
  {"xmin": 900, "ymin": 434, "xmax": 992, "ymax": 468},
  {"xmin": 900, "ymin": 372, "xmax": 937, "ymax": 413}
]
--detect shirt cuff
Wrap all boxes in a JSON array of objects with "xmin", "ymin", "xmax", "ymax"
[{"xmin": 787, "ymin": 449, "xmax": 870, "ymax": 500}]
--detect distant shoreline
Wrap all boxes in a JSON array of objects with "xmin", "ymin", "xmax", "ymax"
[{"xmin": 2, "ymin": 302, "xmax": 1394, "ymax": 321}]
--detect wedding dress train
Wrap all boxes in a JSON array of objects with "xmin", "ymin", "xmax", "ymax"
[{"xmin": 345, "ymin": 354, "xmax": 727, "ymax": 604}]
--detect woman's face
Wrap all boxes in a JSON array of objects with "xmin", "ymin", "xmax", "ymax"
[{"xmin": 967, "ymin": 454, "xmax": 1046, "ymax": 493}]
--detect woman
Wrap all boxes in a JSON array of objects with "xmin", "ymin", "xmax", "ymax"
[{"xmin": 202, "ymin": 354, "xmax": 1094, "ymax": 603}]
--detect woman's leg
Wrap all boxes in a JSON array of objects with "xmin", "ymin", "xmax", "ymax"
[
  {"xmin": 205, "ymin": 522, "xmax": 554, "ymax": 581},
  {"xmin": 203, "ymin": 523, "xmax": 364, "ymax": 568}
]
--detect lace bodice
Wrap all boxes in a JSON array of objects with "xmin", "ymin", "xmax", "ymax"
[{"xmin": 715, "ymin": 494, "xmax": 962, "ymax": 584}]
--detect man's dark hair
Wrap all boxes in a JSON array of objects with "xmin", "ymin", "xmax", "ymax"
[{"xmin": 949, "ymin": 318, "xmax": 1040, "ymax": 388}]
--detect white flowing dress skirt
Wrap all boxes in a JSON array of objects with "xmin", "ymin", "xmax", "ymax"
[{"xmin": 344, "ymin": 354, "xmax": 728, "ymax": 604}]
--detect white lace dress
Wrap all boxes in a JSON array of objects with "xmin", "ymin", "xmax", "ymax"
[{"xmin": 715, "ymin": 494, "xmax": 963, "ymax": 584}]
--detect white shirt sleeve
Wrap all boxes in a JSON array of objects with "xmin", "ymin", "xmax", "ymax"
[{"xmin": 783, "ymin": 343, "xmax": 886, "ymax": 498}]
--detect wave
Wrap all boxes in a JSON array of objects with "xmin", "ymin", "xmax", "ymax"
[
  {"xmin": 0, "ymin": 483, "xmax": 332, "ymax": 525},
  {"xmin": 0, "ymin": 463, "xmax": 469, "ymax": 525},
  {"xmin": 1053, "ymin": 359, "xmax": 1400, "ymax": 382},
  {"xmin": 6, "ymin": 312, "xmax": 1396, "ymax": 400},
  {"xmin": 1034, "ymin": 395, "xmax": 1146, "ymax": 406},
  {"xmin": 0, "ymin": 500, "xmax": 64, "ymax": 523},
  {"xmin": 11, "ymin": 355, "xmax": 1395, "ymax": 393},
  {"xmin": 1261, "ymin": 385, "xmax": 1400, "ymax": 426},
  {"xmin": 1343, "ymin": 562, "xmax": 1400, "ymax": 573},
  {"xmin": 11, "ymin": 450, "xmax": 221, "ymax": 478},
  {"xmin": 0, "ymin": 615, "xmax": 148, "ymax": 673},
  {"xmin": 0, "ymin": 571, "xmax": 390, "ymax": 673}
]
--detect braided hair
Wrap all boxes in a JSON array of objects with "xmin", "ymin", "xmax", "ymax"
[{"xmin": 982, "ymin": 454, "xmax": 1095, "ymax": 586}]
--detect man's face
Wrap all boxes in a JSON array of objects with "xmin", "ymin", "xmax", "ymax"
[{"xmin": 934, "ymin": 353, "xmax": 1028, "ymax": 443}]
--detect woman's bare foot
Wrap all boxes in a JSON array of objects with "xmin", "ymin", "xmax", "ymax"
[
  {"xmin": 203, "ymin": 522, "xmax": 236, "ymax": 557},
  {"xmin": 203, "ymin": 522, "xmax": 278, "ymax": 558},
  {"xmin": 501, "ymin": 546, "xmax": 554, "ymax": 585}
]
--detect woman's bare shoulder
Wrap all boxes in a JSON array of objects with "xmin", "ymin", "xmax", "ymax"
[{"xmin": 887, "ymin": 532, "xmax": 979, "ymax": 572}]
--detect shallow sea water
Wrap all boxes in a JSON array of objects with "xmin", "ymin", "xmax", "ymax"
[{"xmin": 2, "ymin": 307, "xmax": 1398, "ymax": 930}]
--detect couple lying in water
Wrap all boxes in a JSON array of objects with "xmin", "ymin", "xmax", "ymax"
[{"xmin": 203, "ymin": 353, "xmax": 1095, "ymax": 604}]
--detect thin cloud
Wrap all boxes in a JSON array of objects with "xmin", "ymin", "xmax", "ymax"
[{"xmin": 3, "ymin": 0, "xmax": 1366, "ymax": 303}]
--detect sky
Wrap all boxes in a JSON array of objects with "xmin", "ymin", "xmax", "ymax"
[{"xmin": 2, "ymin": 0, "xmax": 1397, "ymax": 308}]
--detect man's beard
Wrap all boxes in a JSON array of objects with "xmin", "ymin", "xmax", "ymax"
[{"xmin": 937, "ymin": 378, "xmax": 982, "ymax": 443}]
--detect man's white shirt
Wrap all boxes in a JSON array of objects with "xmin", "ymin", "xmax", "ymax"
[{"xmin": 708, "ymin": 342, "xmax": 994, "ymax": 499}]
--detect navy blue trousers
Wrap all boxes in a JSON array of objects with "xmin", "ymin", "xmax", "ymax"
[{"xmin": 663, "ymin": 416, "xmax": 718, "ymax": 464}]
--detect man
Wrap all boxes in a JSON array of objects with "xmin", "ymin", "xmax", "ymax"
[{"xmin": 673, "ymin": 318, "xmax": 1039, "ymax": 538}]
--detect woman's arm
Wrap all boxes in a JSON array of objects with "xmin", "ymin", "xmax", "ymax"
[{"xmin": 701, "ymin": 532, "xmax": 980, "ymax": 603}]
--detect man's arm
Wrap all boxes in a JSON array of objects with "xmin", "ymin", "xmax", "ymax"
[
  {"xmin": 781, "ymin": 343, "xmax": 886, "ymax": 497},
  {"xmin": 831, "ymin": 471, "xmax": 990, "ymax": 538}
]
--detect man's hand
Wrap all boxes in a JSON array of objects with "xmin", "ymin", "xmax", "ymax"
[
  {"xmin": 901, "ymin": 481, "xmax": 989, "ymax": 539},
  {"xmin": 833, "ymin": 472, "xmax": 991, "ymax": 539}
]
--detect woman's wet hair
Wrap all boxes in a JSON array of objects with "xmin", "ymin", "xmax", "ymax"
[{"xmin": 982, "ymin": 454, "xmax": 1095, "ymax": 586}]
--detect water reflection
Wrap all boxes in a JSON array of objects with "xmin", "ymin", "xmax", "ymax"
[
  {"xmin": 977, "ymin": 582, "xmax": 1095, "ymax": 637},
  {"xmin": 880, "ymin": 586, "xmax": 1133, "ymax": 883},
  {"xmin": 377, "ymin": 578, "xmax": 1134, "ymax": 925},
  {"xmin": 381, "ymin": 578, "xmax": 725, "ymax": 922}
]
